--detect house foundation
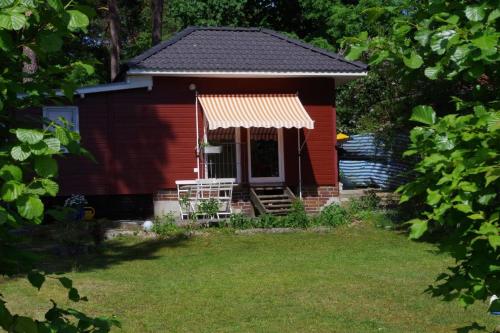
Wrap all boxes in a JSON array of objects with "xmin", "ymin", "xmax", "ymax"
[
  {"xmin": 301, "ymin": 186, "xmax": 340, "ymax": 213},
  {"xmin": 153, "ymin": 185, "xmax": 339, "ymax": 218}
]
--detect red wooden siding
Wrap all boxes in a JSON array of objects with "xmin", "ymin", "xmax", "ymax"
[{"xmin": 52, "ymin": 77, "xmax": 337, "ymax": 195}]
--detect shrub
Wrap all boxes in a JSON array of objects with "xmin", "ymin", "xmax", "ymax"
[
  {"xmin": 317, "ymin": 204, "xmax": 351, "ymax": 227},
  {"xmin": 283, "ymin": 200, "xmax": 310, "ymax": 228},
  {"xmin": 346, "ymin": 191, "xmax": 380, "ymax": 214},
  {"xmin": 256, "ymin": 214, "xmax": 281, "ymax": 228},
  {"xmin": 152, "ymin": 214, "xmax": 182, "ymax": 238},
  {"xmin": 197, "ymin": 198, "xmax": 220, "ymax": 219},
  {"xmin": 228, "ymin": 213, "xmax": 255, "ymax": 229}
]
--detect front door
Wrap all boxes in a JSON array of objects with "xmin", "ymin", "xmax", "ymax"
[{"xmin": 247, "ymin": 128, "xmax": 284, "ymax": 183}]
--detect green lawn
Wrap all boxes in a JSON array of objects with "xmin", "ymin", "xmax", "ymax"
[{"xmin": 2, "ymin": 223, "xmax": 498, "ymax": 332}]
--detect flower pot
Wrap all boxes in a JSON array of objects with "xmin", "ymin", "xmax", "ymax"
[
  {"xmin": 83, "ymin": 207, "xmax": 95, "ymax": 220},
  {"xmin": 203, "ymin": 145, "xmax": 223, "ymax": 154}
]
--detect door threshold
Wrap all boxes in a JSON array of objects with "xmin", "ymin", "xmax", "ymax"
[{"xmin": 249, "ymin": 182, "xmax": 286, "ymax": 187}]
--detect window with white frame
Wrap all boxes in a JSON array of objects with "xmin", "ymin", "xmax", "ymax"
[{"xmin": 42, "ymin": 106, "xmax": 79, "ymax": 132}]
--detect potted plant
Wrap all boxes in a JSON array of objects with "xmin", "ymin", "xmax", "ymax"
[
  {"xmin": 64, "ymin": 194, "xmax": 88, "ymax": 220},
  {"xmin": 200, "ymin": 142, "xmax": 222, "ymax": 154}
]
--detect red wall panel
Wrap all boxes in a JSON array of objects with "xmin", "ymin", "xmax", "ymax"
[{"xmin": 54, "ymin": 77, "xmax": 337, "ymax": 195}]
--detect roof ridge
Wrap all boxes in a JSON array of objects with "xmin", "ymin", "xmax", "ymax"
[
  {"xmin": 259, "ymin": 29, "xmax": 368, "ymax": 70},
  {"xmin": 127, "ymin": 26, "xmax": 199, "ymax": 66},
  {"xmin": 193, "ymin": 26, "xmax": 261, "ymax": 32}
]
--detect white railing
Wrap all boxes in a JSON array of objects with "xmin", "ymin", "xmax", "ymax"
[{"xmin": 175, "ymin": 178, "xmax": 235, "ymax": 220}]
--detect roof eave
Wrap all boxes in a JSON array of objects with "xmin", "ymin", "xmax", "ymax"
[{"xmin": 126, "ymin": 69, "xmax": 368, "ymax": 79}]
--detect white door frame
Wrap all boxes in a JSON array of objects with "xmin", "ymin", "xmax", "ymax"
[{"xmin": 247, "ymin": 128, "xmax": 285, "ymax": 183}]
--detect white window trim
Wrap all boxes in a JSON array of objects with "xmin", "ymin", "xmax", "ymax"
[
  {"xmin": 42, "ymin": 106, "xmax": 80, "ymax": 133},
  {"xmin": 247, "ymin": 128, "xmax": 285, "ymax": 184}
]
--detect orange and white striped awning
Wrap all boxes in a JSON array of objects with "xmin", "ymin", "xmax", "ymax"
[{"xmin": 198, "ymin": 94, "xmax": 314, "ymax": 130}]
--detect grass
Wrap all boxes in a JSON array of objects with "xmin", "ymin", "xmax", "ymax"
[{"xmin": 1, "ymin": 222, "xmax": 498, "ymax": 332}]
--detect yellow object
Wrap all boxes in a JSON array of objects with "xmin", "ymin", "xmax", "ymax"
[
  {"xmin": 337, "ymin": 133, "xmax": 349, "ymax": 141},
  {"xmin": 83, "ymin": 207, "xmax": 95, "ymax": 220}
]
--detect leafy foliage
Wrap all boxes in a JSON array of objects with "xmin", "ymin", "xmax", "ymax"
[
  {"xmin": 228, "ymin": 195, "xmax": 381, "ymax": 230},
  {"xmin": 0, "ymin": 1, "xmax": 119, "ymax": 331},
  {"xmin": 152, "ymin": 213, "xmax": 183, "ymax": 238},
  {"xmin": 344, "ymin": 0, "xmax": 500, "ymax": 310},
  {"xmin": 313, "ymin": 204, "xmax": 351, "ymax": 227},
  {"xmin": 401, "ymin": 102, "xmax": 500, "ymax": 307}
]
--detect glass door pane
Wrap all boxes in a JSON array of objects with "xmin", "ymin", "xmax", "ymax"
[{"xmin": 250, "ymin": 128, "xmax": 280, "ymax": 178}]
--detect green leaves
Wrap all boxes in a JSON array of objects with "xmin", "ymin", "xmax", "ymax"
[
  {"xmin": 44, "ymin": 137, "xmax": 61, "ymax": 153},
  {"xmin": 67, "ymin": 10, "xmax": 89, "ymax": 31},
  {"xmin": 34, "ymin": 156, "xmax": 58, "ymax": 178},
  {"xmin": 0, "ymin": 1, "xmax": 113, "ymax": 331},
  {"xmin": 488, "ymin": 235, "xmax": 500, "ymax": 250},
  {"xmin": 403, "ymin": 51, "xmax": 423, "ymax": 69},
  {"xmin": 426, "ymin": 189, "xmax": 442, "ymax": 205},
  {"xmin": 401, "ymin": 106, "xmax": 500, "ymax": 306},
  {"xmin": 341, "ymin": 0, "xmax": 500, "ymax": 313},
  {"xmin": 415, "ymin": 29, "xmax": 431, "ymax": 46},
  {"xmin": 465, "ymin": 6, "xmax": 485, "ymax": 22},
  {"xmin": 16, "ymin": 195, "xmax": 44, "ymax": 220},
  {"xmin": 409, "ymin": 219, "xmax": 428, "ymax": 239},
  {"xmin": 410, "ymin": 105, "xmax": 436, "ymax": 125},
  {"xmin": 430, "ymin": 30, "xmax": 457, "ymax": 55},
  {"xmin": 345, "ymin": 44, "xmax": 367, "ymax": 61},
  {"xmin": 450, "ymin": 44, "xmax": 470, "ymax": 64},
  {"xmin": 0, "ymin": 0, "xmax": 15, "ymax": 8},
  {"xmin": 47, "ymin": 0, "xmax": 63, "ymax": 12},
  {"xmin": 38, "ymin": 31, "xmax": 63, "ymax": 53},
  {"xmin": 55, "ymin": 127, "xmax": 70, "ymax": 145},
  {"xmin": 40, "ymin": 179, "xmax": 59, "ymax": 196},
  {"xmin": 16, "ymin": 129, "xmax": 43, "ymax": 144},
  {"xmin": 471, "ymin": 32, "xmax": 498, "ymax": 52},
  {"xmin": 0, "ymin": 181, "xmax": 24, "ymax": 202},
  {"xmin": 488, "ymin": 9, "xmax": 500, "ymax": 23},
  {"xmin": 0, "ymin": 164, "xmax": 22, "ymax": 181},
  {"xmin": 0, "ymin": 12, "xmax": 27, "ymax": 30},
  {"xmin": 424, "ymin": 64, "xmax": 442, "ymax": 79}
]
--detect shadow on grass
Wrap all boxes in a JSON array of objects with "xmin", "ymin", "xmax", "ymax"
[
  {"xmin": 35, "ymin": 235, "xmax": 191, "ymax": 274},
  {"xmin": 455, "ymin": 322, "xmax": 487, "ymax": 333}
]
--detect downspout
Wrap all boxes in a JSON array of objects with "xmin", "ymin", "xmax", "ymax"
[
  {"xmin": 298, "ymin": 128, "xmax": 302, "ymax": 199},
  {"xmin": 195, "ymin": 91, "xmax": 200, "ymax": 179},
  {"xmin": 298, "ymin": 128, "xmax": 312, "ymax": 200}
]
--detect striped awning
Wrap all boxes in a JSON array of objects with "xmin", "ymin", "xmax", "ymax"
[{"xmin": 198, "ymin": 94, "xmax": 314, "ymax": 130}]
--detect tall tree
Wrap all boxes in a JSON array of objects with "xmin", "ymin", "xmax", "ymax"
[
  {"xmin": 151, "ymin": 0, "xmax": 165, "ymax": 45},
  {"xmin": 108, "ymin": 0, "xmax": 121, "ymax": 81}
]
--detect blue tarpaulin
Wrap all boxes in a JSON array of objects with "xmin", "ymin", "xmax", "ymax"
[{"xmin": 339, "ymin": 134, "xmax": 411, "ymax": 190}]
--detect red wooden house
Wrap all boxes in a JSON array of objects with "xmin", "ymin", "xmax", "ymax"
[{"xmin": 43, "ymin": 27, "xmax": 367, "ymax": 218}]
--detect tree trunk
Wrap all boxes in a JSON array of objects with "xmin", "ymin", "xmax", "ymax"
[
  {"xmin": 22, "ymin": 46, "xmax": 38, "ymax": 82},
  {"xmin": 108, "ymin": 0, "xmax": 121, "ymax": 81},
  {"xmin": 151, "ymin": 0, "xmax": 164, "ymax": 46}
]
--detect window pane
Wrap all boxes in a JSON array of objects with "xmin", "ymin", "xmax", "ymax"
[
  {"xmin": 206, "ymin": 128, "xmax": 237, "ymax": 179},
  {"xmin": 43, "ymin": 107, "xmax": 78, "ymax": 132}
]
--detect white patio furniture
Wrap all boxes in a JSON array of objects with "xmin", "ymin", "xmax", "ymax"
[{"xmin": 175, "ymin": 178, "xmax": 235, "ymax": 220}]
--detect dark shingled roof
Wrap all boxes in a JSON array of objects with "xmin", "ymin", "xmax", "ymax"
[{"xmin": 127, "ymin": 27, "xmax": 367, "ymax": 73}]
